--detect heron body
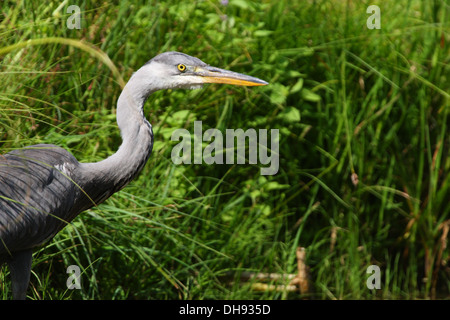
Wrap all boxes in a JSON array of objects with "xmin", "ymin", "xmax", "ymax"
[{"xmin": 0, "ymin": 51, "xmax": 267, "ymax": 299}]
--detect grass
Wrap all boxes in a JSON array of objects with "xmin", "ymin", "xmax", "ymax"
[{"xmin": 0, "ymin": 0, "xmax": 449, "ymax": 299}]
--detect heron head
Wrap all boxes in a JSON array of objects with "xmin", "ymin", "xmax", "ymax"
[{"xmin": 141, "ymin": 51, "xmax": 268, "ymax": 91}]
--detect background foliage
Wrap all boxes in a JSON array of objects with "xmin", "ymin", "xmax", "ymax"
[{"xmin": 0, "ymin": 0, "xmax": 449, "ymax": 299}]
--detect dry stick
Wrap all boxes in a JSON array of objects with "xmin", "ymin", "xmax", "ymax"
[
  {"xmin": 223, "ymin": 247, "xmax": 312, "ymax": 294},
  {"xmin": 432, "ymin": 220, "xmax": 449, "ymax": 299},
  {"xmin": 296, "ymin": 247, "xmax": 310, "ymax": 294}
]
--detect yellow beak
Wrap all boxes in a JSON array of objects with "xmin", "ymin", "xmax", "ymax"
[{"xmin": 194, "ymin": 66, "xmax": 268, "ymax": 87}]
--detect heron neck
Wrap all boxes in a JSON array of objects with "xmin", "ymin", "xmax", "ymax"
[{"xmin": 80, "ymin": 70, "xmax": 154, "ymax": 196}]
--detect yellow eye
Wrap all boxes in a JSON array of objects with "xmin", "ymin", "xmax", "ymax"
[{"xmin": 177, "ymin": 64, "xmax": 186, "ymax": 72}]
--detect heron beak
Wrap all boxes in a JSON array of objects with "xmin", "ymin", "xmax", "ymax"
[{"xmin": 194, "ymin": 66, "xmax": 268, "ymax": 87}]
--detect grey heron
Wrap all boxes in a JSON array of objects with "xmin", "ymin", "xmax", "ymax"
[{"xmin": 0, "ymin": 51, "xmax": 267, "ymax": 299}]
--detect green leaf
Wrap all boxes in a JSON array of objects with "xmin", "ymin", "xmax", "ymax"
[
  {"xmin": 264, "ymin": 181, "xmax": 290, "ymax": 191},
  {"xmin": 230, "ymin": 0, "xmax": 254, "ymax": 11},
  {"xmin": 254, "ymin": 30, "xmax": 274, "ymax": 37},
  {"xmin": 277, "ymin": 106, "xmax": 301, "ymax": 123},
  {"xmin": 290, "ymin": 78, "xmax": 304, "ymax": 94},
  {"xmin": 301, "ymin": 88, "xmax": 321, "ymax": 102},
  {"xmin": 269, "ymin": 83, "xmax": 289, "ymax": 105}
]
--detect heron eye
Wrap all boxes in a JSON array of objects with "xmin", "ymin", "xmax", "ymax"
[{"xmin": 177, "ymin": 64, "xmax": 187, "ymax": 72}]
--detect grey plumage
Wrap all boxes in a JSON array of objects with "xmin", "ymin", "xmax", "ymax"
[{"xmin": 0, "ymin": 51, "xmax": 267, "ymax": 299}]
